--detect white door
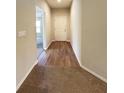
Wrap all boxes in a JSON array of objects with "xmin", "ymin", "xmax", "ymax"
[{"xmin": 54, "ymin": 16, "xmax": 67, "ymax": 41}]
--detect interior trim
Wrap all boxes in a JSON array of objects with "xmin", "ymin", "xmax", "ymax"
[
  {"xmin": 71, "ymin": 43, "xmax": 107, "ymax": 83},
  {"xmin": 16, "ymin": 60, "xmax": 38, "ymax": 91}
]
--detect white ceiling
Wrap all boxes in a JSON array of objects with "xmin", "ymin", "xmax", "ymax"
[{"xmin": 46, "ymin": 0, "xmax": 72, "ymax": 8}]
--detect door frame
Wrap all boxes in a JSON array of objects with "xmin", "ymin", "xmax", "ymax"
[
  {"xmin": 54, "ymin": 15, "xmax": 67, "ymax": 41},
  {"xmin": 36, "ymin": 6, "xmax": 45, "ymax": 50}
]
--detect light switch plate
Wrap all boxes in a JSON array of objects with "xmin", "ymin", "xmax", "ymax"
[{"xmin": 18, "ymin": 30, "xmax": 26, "ymax": 37}]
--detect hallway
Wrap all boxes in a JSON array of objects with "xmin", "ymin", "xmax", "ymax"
[
  {"xmin": 17, "ymin": 0, "xmax": 107, "ymax": 92},
  {"xmin": 38, "ymin": 41, "xmax": 79, "ymax": 67},
  {"xmin": 17, "ymin": 42, "xmax": 106, "ymax": 93}
]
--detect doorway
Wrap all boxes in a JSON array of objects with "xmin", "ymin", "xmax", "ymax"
[
  {"xmin": 54, "ymin": 16, "xmax": 67, "ymax": 41},
  {"xmin": 36, "ymin": 7, "xmax": 44, "ymax": 58}
]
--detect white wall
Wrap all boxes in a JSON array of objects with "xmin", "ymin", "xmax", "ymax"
[
  {"xmin": 16, "ymin": 0, "xmax": 52, "ymax": 90},
  {"xmin": 70, "ymin": 0, "xmax": 107, "ymax": 82},
  {"xmin": 51, "ymin": 9, "xmax": 70, "ymax": 41},
  {"xmin": 70, "ymin": 0, "xmax": 82, "ymax": 63},
  {"xmin": 16, "ymin": 0, "xmax": 37, "ymax": 89}
]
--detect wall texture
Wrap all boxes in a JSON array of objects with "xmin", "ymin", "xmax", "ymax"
[
  {"xmin": 16, "ymin": 0, "xmax": 37, "ymax": 88},
  {"xmin": 16, "ymin": 0, "xmax": 52, "ymax": 90},
  {"xmin": 51, "ymin": 9, "xmax": 70, "ymax": 41},
  {"xmin": 70, "ymin": 0, "xmax": 107, "ymax": 81},
  {"xmin": 70, "ymin": 0, "xmax": 82, "ymax": 64}
]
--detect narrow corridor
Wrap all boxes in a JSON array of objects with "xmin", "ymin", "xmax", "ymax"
[{"xmin": 17, "ymin": 42, "xmax": 106, "ymax": 93}]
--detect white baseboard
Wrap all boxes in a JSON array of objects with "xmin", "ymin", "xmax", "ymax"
[
  {"xmin": 52, "ymin": 40, "xmax": 55, "ymax": 42},
  {"xmin": 50, "ymin": 40, "xmax": 70, "ymax": 42},
  {"xmin": 66, "ymin": 40, "xmax": 71, "ymax": 42},
  {"xmin": 16, "ymin": 60, "xmax": 38, "ymax": 91},
  {"xmin": 70, "ymin": 43, "xmax": 107, "ymax": 83},
  {"xmin": 79, "ymin": 63, "xmax": 107, "ymax": 83},
  {"xmin": 44, "ymin": 41, "xmax": 53, "ymax": 50}
]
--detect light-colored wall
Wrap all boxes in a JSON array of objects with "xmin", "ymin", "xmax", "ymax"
[
  {"xmin": 51, "ymin": 9, "xmax": 70, "ymax": 41},
  {"xmin": 70, "ymin": 0, "xmax": 107, "ymax": 81},
  {"xmin": 16, "ymin": 0, "xmax": 52, "ymax": 90},
  {"xmin": 36, "ymin": 0, "xmax": 52, "ymax": 49},
  {"xmin": 70, "ymin": 0, "xmax": 82, "ymax": 64},
  {"xmin": 16, "ymin": 0, "xmax": 37, "ymax": 88}
]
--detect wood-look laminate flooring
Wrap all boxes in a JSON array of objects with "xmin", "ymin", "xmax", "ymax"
[{"xmin": 17, "ymin": 41, "xmax": 107, "ymax": 93}]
